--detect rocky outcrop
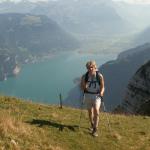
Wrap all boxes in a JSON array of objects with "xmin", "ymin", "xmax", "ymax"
[{"xmin": 122, "ymin": 60, "xmax": 150, "ymax": 115}]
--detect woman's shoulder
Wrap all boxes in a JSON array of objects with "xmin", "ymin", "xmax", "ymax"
[
  {"xmin": 82, "ymin": 71, "xmax": 89, "ymax": 78},
  {"xmin": 97, "ymin": 71, "xmax": 103, "ymax": 78},
  {"xmin": 81, "ymin": 73, "xmax": 86, "ymax": 80}
]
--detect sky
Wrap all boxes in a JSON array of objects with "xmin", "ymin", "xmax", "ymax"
[
  {"xmin": 0, "ymin": 0, "xmax": 49, "ymax": 3},
  {"xmin": 112, "ymin": 0, "xmax": 150, "ymax": 4},
  {"xmin": 0, "ymin": 0, "xmax": 150, "ymax": 4}
]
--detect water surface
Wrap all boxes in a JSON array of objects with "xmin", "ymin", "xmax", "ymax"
[{"xmin": 0, "ymin": 51, "xmax": 116, "ymax": 104}]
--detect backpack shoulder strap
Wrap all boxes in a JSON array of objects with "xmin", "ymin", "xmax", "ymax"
[
  {"xmin": 85, "ymin": 71, "xmax": 101, "ymax": 84},
  {"xmin": 85, "ymin": 71, "xmax": 89, "ymax": 83},
  {"xmin": 96, "ymin": 71, "xmax": 101, "ymax": 85}
]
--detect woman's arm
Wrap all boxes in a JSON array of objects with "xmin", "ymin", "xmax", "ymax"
[{"xmin": 99, "ymin": 74, "xmax": 105, "ymax": 97}]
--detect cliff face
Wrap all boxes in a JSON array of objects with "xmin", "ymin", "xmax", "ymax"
[
  {"xmin": 99, "ymin": 43, "xmax": 150, "ymax": 110},
  {"xmin": 122, "ymin": 61, "xmax": 150, "ymax": 115}
]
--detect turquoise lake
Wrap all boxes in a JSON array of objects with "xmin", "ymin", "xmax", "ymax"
[{"xmin": 0, "ymin": 51, "xmax": 116, "ymax": 105}]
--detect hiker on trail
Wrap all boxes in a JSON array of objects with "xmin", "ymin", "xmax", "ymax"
[{"xmin": 80, "ymin": 60, "xmax": 105, "ymax": 137}]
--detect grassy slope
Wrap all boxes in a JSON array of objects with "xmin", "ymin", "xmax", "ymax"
[{"xmin": 0, "ymin": 96, "xmax": 150, "ymax": 150}]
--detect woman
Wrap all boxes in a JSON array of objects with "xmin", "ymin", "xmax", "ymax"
[{"xmin": 81, "ymin": 60, "xmax": 105, "ymax": 137}]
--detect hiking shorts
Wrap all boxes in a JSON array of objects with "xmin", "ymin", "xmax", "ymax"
[{"xmin": 84, "ymin": 93, "xmax": 101, "ymax": 110}]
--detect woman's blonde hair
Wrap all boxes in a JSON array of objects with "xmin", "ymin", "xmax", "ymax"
[{"xmin": 86, "ymin": 60, "xmax": 97, "ymax": 69}]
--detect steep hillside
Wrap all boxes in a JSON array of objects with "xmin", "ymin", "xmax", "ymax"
[
  {"xmin": 99, "ymin": 43, "xmax": 150, "ymax": 110},
  {"xmin": 0, "ymin": 13, "xmax": 79, "ymax": 54},
  {"xmin": 0, "ymin": 96, "xmax": 150, "ymax": 150},
  {"xmin": 122, "ymin": 60, "xmax": 150, "ymax": 115}
]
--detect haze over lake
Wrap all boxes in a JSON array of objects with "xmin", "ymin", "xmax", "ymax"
[{"xmin": 0, "ymin": 51, "xmax": 116, "ymax": 104}]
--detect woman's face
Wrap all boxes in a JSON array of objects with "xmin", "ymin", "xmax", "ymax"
[{"xmin": 88, "ymin": 64, "xmax": 96, "ymax": 75}]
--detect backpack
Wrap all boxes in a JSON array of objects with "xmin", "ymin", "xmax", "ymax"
[
  {"xmin": 84, "ymin": 71, "xmax": 101, "ymax": 94},
  {"xmin": 85, "ymin": 71, "xmax": 101, "ymax": 85}
]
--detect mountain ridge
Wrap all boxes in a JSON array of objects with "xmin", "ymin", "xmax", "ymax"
[
  {"xmin": 100, "ymin": 43, "xmax": 150, "ymax": 110},
  {"xmin": 0, "ymin": 0, "xmax": 132, "ymax": 35}
]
